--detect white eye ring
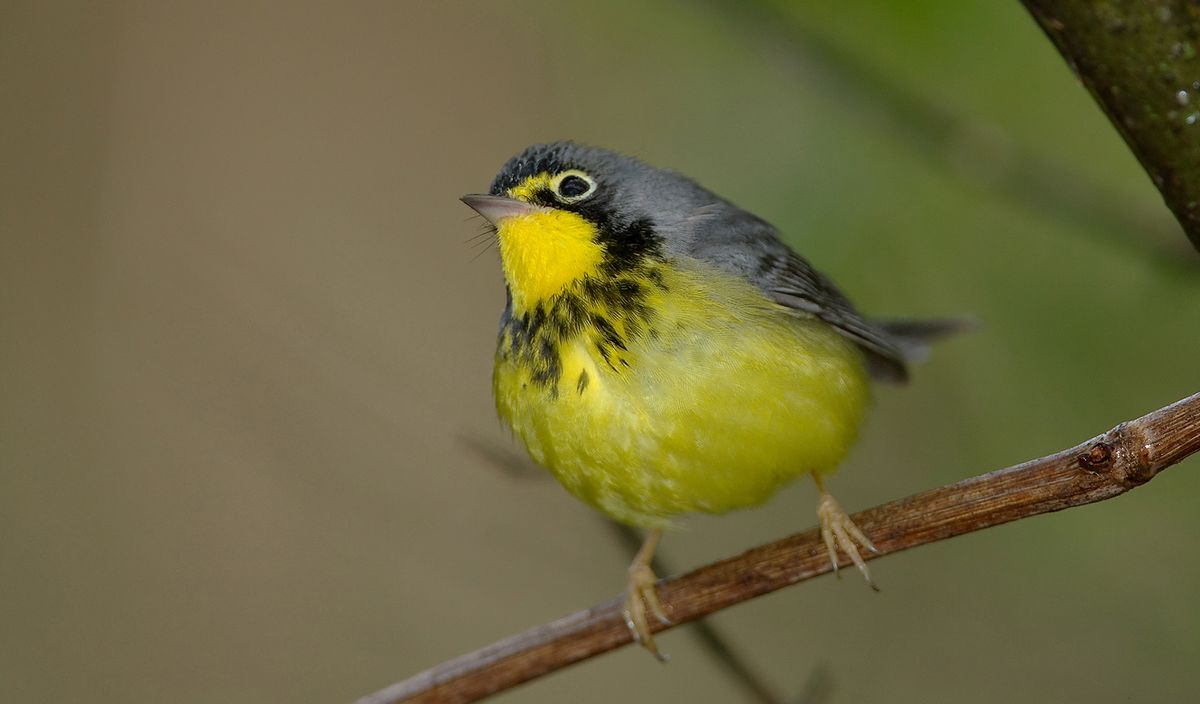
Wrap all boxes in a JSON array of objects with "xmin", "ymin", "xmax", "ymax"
[{"xmin": 551, "ymin": 169, "xmax": 597, "ymax": 203}]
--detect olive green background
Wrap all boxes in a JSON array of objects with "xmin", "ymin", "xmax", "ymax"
[{"xmin": 3, "ymin": 2, "xmax": 1199, "ymax": 702}]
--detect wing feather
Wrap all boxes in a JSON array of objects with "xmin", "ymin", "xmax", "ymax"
[{"xmin": 761, "ymin": 250, "xmax": 911, "ymax": 382}]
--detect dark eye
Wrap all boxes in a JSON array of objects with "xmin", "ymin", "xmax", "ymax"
[
  {"xmin": 558, "ymin": 175, "xmax": 590, "ymax": 197},
  {"xmin": 554, "ymin": 170, "xmax": 596, "ymax": 202}
]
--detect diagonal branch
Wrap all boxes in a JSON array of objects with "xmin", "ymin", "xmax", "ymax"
[
  {"xmin": 710, "ymin": 0, "xmax": 1197, "ymax": 266},
  {"xmin": 1023, "ymin": 0, "xmax": 1200, "ymax": 252},
  {"xmin": 358, "ymin": 391, "xmax": 1200, "ymax": 704}
]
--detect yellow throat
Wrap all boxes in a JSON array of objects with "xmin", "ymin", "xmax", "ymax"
[{"xmin": 496, "ymin": 208, "xmax": 603, "ymax": 313}]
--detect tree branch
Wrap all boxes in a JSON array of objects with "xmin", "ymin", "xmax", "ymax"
[
  {"xmin": 711, "ymin": 0, "xmax": 1197, "ymax": 267},
  {"xmin": 1023, "ymin": 0, "xmax": 1200, "ymax": 252},
  {"xmin": 358, "ymin": 391, "xmax": 1200, "ymax": 704}
]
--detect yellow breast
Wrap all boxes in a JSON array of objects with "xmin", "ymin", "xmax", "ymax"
[{"xmin": 493, "ymin": 261, "xmax": 870, "ymax": 528}]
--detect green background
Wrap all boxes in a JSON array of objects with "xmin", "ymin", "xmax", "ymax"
[{"xmin": 3, "ymin": 1, "xmax": 1199, "ymax": 702}]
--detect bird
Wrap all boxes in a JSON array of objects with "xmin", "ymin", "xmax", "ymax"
[{"xmin": 461, "ymin": 141, "xmax": 965, "ymax": 659}]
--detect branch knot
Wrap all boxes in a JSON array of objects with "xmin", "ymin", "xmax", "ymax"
[
  {"xmin": 1076, "ymin": 440, "xmax": 1113, "ymax": 474},
  {"xmin": 1111, "ymin": 422, "xmax": 1156, "ymax": 487}
]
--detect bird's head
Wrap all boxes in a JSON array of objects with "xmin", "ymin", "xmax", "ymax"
[{"xmin": 462, "ymin": 142, "xmax": 722, "ymax": 313}]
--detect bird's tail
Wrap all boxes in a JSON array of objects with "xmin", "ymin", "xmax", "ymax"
[
  {"xmin": 876, "ymin": 316, "xmax": 978, "ymax": 365},
  {"xmin": 862, "ymin": 316, "xmax": 977, "ymax": 382}
]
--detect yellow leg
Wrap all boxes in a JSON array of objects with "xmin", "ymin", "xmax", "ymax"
[
  {"xmin": 813, "ymin": 475, "xmax": 880, "ymax": 591},
  {"xmin": 622, "ymin": 527, "xmax": 672, "ymax": 661}
]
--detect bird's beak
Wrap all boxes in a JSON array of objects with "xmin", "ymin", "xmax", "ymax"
[{"xmin": 460, "ymin": 194, "xmax": 543, "ymax": 225}]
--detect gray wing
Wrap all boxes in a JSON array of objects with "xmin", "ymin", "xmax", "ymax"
[
  {"xmin": 677, "ymin": 208, "xmax": 911, "ymax": 382},
  {"xmin": 757, "ymin": 249, "xmax": 912, "ymax": 382}
]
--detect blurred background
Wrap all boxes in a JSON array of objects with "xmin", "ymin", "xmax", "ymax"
[{"xmin": 3, "ymin": 1, "xmax": 1199, "ymax": 702}]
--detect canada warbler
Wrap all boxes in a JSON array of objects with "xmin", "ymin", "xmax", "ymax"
[{"xmin": 462, "ymin": 142, "xmax": 964, "ymax": 658}]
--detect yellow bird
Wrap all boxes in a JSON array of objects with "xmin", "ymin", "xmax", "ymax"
[{"xmin": 462, "ymin": 142, "xmax": 962, "ymax": 658}]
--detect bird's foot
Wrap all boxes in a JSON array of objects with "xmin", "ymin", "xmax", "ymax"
[
  {"xmin": 623, "ymin": 531, "xmax": 671, "ymax": 661},
  {"xmin": 817, "ymin": 490, "xmax": 881, "ymax": 591}
]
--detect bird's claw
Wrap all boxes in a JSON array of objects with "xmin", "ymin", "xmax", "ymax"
[
  {"xmin": 817, "ymin": 491, "xmax": 880, "ymax": 591},
  {"xmin": 623, "ymin": 562, "xmax": 671, "ymax": 661}
]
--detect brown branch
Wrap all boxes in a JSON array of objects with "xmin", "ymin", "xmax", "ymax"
[
  {"xmin": 358, "ymin": 391, "xmax": 1200, "ymax": 704},
  {"xmin": 1023, "ymin": 0, "xmax": 1200, "ymax": 252}
]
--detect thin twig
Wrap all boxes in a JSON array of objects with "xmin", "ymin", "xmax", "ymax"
[
  {"xmin": 461, "ymin": 432, "xmax": 791, "ymax": 702},
  {"xmin": 358, "ymin": 391, "xmax": 1200, "ymax": 704},
  {"xmin": 606, "ymin": 522, "xmax": 786, "ymax": 704}
]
